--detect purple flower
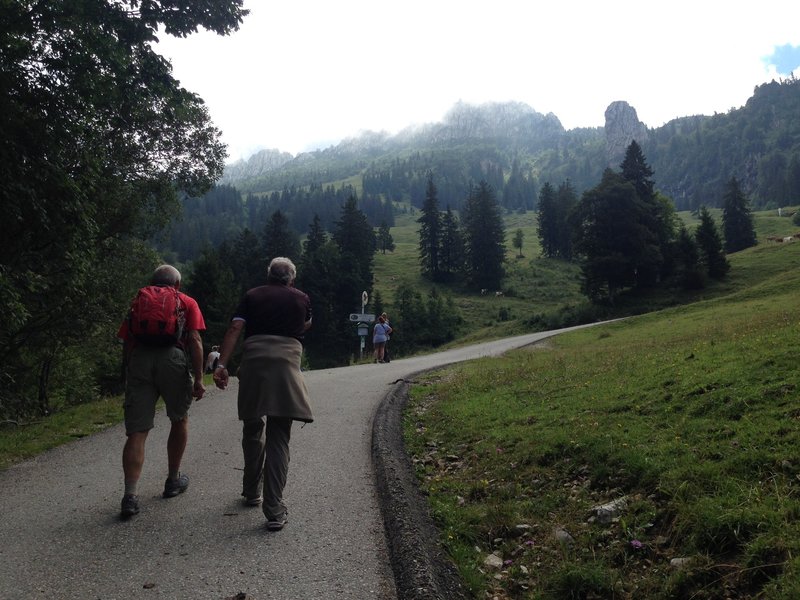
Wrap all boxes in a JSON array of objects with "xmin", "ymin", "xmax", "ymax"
[
  {"xmin": 503, "ymin": 559, "xmax": 514, "ymax": 566},
  {"xmin": 630, "ymin": 539, "xmax": 643, "ymax": 550}
]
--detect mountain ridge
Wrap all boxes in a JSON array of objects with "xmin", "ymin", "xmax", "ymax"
[{"xmin": 220, "ymin": 78, "xmax": 800, "ymax": 212}]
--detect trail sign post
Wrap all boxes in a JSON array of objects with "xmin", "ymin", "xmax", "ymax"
[{"xmin": 351, "ymin": 291, "xmax": 373, "ymax": 359}]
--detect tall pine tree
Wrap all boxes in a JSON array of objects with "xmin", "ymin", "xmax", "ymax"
[
  {"xmin": 439, "ymin": 206, "xmax": 464, "ymax": 282},
  {"xmin": 721, "ymin": 177, "xmax": 757, "ymax": 253},
  {"xmin": 537, "ymin": 182, "xmax": 559, "ymax": 258},
  {"xmin": 418, "ymin": 174, "xmax": 442, "ymax": 280},
  {"xmin": 695, "ymin": 206, "xmax": 730, "ymax": 280},
  {"xmin": 461, "ymin": 181, "xmax": 506, "ymax": 291},
  {"xmin": 262, "ymin": 209, "xmax": 301, "ymax": 263}
]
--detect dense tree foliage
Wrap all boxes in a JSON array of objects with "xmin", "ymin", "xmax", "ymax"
[
  {"xmin": 537, "ymin": 181, "xmax": 578, "ymax": 261},
  {"xmin": 695, "ymin": 207, "xmax": 730, "ymax": 280},
  {"xmin": 1, "ymin": 0, "xmax": 246, "ymax": 419},
  {"xmin": 571, "ymin": 169, "xmax": 662, "ymax": 302},
  {"xmin": 392, "ymin": 282, "xmax": 462, "ymax": 351},
  {"xmin": 296, "ymin": 216, "xmax": 346, "ymax": 368},
  {"xmin": 721, "ymin": 177, "xmax": 757, "ymax": 253},
  {"xmin": 262, "ymin": 210, "xmax": 301, "ymax": 263},
  {"xmin": 376, "ymin": 222, "xmax": 395, "ymax": 254},
  {"xmin": 461, "ymin": 181, "xmax": 507, "ymax": 291},
  {"xmin": 438, "ymin": 207, "xmax": 465, "ymax": 282},
  {"xmin": 644, "ymin": 77, "xmax": 800, "ymax": 210},
  {"xmin": 157, "ymin": 183, "xmax": 394, "ymax": 262},
  {"xmin": 418, "ymin": 175, "xmax": 442, "ymax": 280}
]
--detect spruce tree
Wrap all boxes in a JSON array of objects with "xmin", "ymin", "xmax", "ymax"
[
  {"xmin": 721, "ymin": 177, "xmax": 757, "ymax": 253},
  {"xmin": 333, "ymin": 195, "xmax": 375, "ymax": 320},
  {"xmin": 262, "ymin": 210, "xmax": 301, "ymax": 263},
  {"xmin": 461, "ymin": 181, "xmax": 506, "ymax": 291},
  {"xmin": 297, "ymin": 216, "xmax": 345, "ymax": 368},
  {"xmin": 377, "ymin": 222, "xmax": 395, "ymax": 254},
  {"xmin": 439, "ymin": 206, "xmax": 464, "ymax": 282},
  {"xmin": 555, "ymin": 181, "xmax": 578, "ymax": 260},
  {"xmin": 513, "ymin": 229, "xmax": 524, "ymax": 258},
  {"xmin": 571, "ymin": 169, "xmax": 660, "ymax": 302},
  {"xmin": 695, "ymin": 206, "xmax": 730, "ymax": 279},
  {"xmin": 537, "ymin": 182, "xmax": 559, "ymax": 258},
  {"xmin": 418, "ymin": 175, "xmax": 442, "ymax": 280}
]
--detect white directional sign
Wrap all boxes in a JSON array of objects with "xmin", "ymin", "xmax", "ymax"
[{"xmin": 349, "ymin": 313, "xmax": 376, "ymax": 323}]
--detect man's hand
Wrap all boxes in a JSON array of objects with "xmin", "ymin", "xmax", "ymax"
[
  {"xmin": 213, "ymin": 366, "xmax": 229, "ymax": 390},
  {"xmin": 192, "ymin": 379, "xmax": 205, "ymax": 400}
]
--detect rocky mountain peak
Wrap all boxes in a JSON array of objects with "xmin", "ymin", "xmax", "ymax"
[{"xmin": 604, "ymin": 101, "xmax": 648, "ymax": 167}]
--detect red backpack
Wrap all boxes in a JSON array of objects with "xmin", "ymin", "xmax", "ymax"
[{"xmin": 127, "ymin": 285, "xmax": 185, "ymax": 346}]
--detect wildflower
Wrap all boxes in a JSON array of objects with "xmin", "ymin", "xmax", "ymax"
[
  {"xmin": 630, "ymin": 539, "xmax": 643, "ymax": 550},
  {"xmin": 503, "ymin": 559, "xmax": 514, "ymax": 566}
]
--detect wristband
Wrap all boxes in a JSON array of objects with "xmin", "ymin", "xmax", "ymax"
[{"xmin": 215, "ymin": 364, "xmax": 226, "ymax": 370}]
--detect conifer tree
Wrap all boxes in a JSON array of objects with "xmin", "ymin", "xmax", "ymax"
[
  {"xmin": 555, "ymin": 181, "xmax": 578, "ymax": 260},
  {"xmin": 262, "ymin": 210, "xmax": 301, "ymax": 263},
  {"xmin": 439, "ymin": 206, "xmax": 464, "ymax": 282},
  {"xmin": 695, "ymin": 206, "xmax": 730, "ymax": 279},
  {"xmin": 221, "ymin": 228, "xmax": 264, "ymax": 293},
  {"xmin": 418, "ymin": 175, "xmax": 442, "ymax": 280},
  {"xmin": 297, "ymin": 215, "xmax": 345, "ymax": 368},
  {"xmin": 377, "ymin": 222, "xmax": 395, "ymax": 254},
  {"xmin": 721, "ymin": 177, "xmax": 757, "ymax": 253},
  {"xmin": 571, "ymin": 169, "xmax": 660, "ymax": 302},
  {"xmin": 461, "ymin": 181, "xmax": 506, "ymax": 290},
  {"xmin": 537, "ymin": 182, "xmax": 559, "ymax": 258},
  {"xmin": 513, "ymin": 229, "xmax": 524, "ymax": 258},
  {"xmin": 333, "ymin": 196, "xmax": 375, "ymax": 346}
]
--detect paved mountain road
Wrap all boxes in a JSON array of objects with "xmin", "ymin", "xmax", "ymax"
[{"xmin": 0, "ymin": 325, "xmax": 599, "ymax": 599}]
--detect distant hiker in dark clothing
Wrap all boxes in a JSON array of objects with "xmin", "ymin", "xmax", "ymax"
[
  {"xmin": 117, "ymin": 264, "xmax": 206, "ymax": 518},
  {"xmin": 214, "ymin": 257, "xmax": 313, "ymax": 532}
]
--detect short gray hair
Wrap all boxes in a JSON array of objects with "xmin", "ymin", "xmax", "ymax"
[
  {"xmin": 267, "ymin": 257, "xmax": 296, "ymax": 284},
  {"xmin": 151, "ymin": 264, "xmax": 181, "ymax": 287}
]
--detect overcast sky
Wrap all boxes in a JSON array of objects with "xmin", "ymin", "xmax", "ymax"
[{"xmin": 156, "ymin": 1, "xmax": 800, "ymax": 163}]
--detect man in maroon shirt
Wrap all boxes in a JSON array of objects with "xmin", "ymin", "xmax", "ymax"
[{"xmin": 214, "ymin": 257, "xmax": 313, "ymax": 531}]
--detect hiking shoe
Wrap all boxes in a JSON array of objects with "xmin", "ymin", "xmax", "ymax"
[
  {"xmin": 242, "ymin": 495, "xmax": 263, "ymax": 507},
  {"xmin": 265, "ymin": 511, "xmax": 288, "ymax": 531},
  {"xmin": 120, "ymin": 494, "xmax": 140, "ymax": 518},
  {"xmin": 162, "ymin": 473, "xmax": 189, "ymax": 498}
]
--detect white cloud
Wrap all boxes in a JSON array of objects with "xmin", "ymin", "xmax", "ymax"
[{"xmin": 156, "ymin": 0, "xmax": 800, "ymax": 161}]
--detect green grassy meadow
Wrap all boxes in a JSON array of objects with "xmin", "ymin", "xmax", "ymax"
[{"xmin": 403, "ymin": 213, "xmax": 800, "ymax": 598}]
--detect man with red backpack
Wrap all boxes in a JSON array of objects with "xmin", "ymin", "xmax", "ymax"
[{"xmin": 117, "ymin": 264, "xmax": 206, "ymax": 518}]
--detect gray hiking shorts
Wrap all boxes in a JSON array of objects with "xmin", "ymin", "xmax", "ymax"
[{"xmin": 124, "ymin": 345, "xmax": 193, "ymax": 434}]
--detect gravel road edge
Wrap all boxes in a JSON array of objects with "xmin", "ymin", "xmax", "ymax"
[{"xmin": 372, "ymin": 377, "xmax": 470, "ymax": 600}]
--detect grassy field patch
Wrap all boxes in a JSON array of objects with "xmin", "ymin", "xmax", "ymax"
[{"xmin": 404, "ymin": 240, "xmax": 800, "ymax": 598}]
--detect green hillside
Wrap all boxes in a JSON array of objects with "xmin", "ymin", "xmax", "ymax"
[{"xmin": 403, "ymin": 213, "xmax": 800, "ymax": 598}]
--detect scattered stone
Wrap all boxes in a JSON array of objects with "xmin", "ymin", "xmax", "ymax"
[
  {"xmin": 590, "ymin": 496, "xmax": 628, "ymax": 524},
  {"xmin": 553, "ymin": 528, "xmax": 574, "ymax": 546},
  {"xmin": 484, "ymin": 553, "xmax": 504, "ymax": 569},
  {"xmin": 670, "ymin": 557, "xmax": 692, "ymax": 569}
]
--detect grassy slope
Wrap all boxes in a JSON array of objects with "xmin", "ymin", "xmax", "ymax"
[{"xmin": 403, "ymin": 212, "xmax": 800, "ymax": 598}]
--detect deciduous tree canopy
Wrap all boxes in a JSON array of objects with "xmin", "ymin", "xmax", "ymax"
[{"xmin": 1, "ymin": 0, "xmax": 247, "ymax": 418}]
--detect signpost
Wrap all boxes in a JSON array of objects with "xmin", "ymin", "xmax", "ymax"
[{"xmin": 351, "ymin": 291, "xmax": 373, "ymax": 359}]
